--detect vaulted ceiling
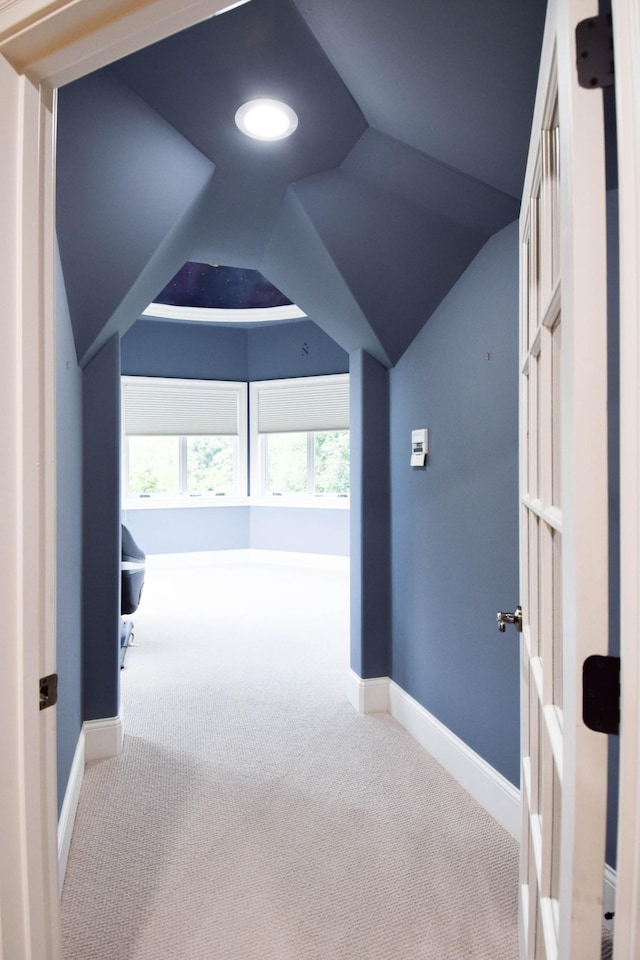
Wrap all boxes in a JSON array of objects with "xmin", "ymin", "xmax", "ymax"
[{"xmin": 56, "ymin": 0, "xmax": 547, "ymax": 369}]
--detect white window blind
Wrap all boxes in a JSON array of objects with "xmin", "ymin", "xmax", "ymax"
[
  {"xmin": 253, "ymin": 374, "xmax": 349, "ymax": 434},
  {"xmin": 122, "ymin": 377, "xmax": 245, "ymax": 436}
]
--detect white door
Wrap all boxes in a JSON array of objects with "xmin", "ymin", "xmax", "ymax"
[
  {"xmin": 517, "ymin": 1, "xmax": 610, "ymax": 958},
  {"xmin": 612, "ymin": 1, "xmax": 640, "ymax": 958}
]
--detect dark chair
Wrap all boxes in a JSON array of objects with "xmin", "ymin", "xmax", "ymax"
[{"xmin": 120, "ymin": 524, "xmax": 145, "ymax": 667}]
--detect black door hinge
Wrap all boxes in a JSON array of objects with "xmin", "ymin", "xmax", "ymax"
[
  {"xmin": 576, "ymin": 14, "xmax": 614, "ymax": 89},
  {"xmin": 583, "ymin": 655, "xmax": 620, "ymax": 735},
  {"xmin": 39, "ymin": 673, "xmax": 58, "ymax": 710}
]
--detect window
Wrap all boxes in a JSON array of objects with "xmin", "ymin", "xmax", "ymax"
[
  {"xmin": 250, "ymin": 375, "xmax": 349, "ymax": 498},
  {"xmin": 122, "ymin": 377, "xmax": 247, "ymax": 500}
]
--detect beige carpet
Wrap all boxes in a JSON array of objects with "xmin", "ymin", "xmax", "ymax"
[{"xmin": 61, "ymin": 552, "xmax": 520, "ymax": 960}]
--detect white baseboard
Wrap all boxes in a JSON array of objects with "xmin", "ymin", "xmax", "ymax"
[
  {"xmin": 145, "ymin": 549, "xmax": 249, "ymax": 569},
  {"xmin": 346, "ymin": 672, "xmax": 520, "ymax": 840},
  {"xmin": 57, "ymin": 715, "xmax": 125, "ymax": 891},
  {"xmin": 388, "ymin": 681, "xmax": 521, "ymax": 840},
  {"xmin": 145, "ymin": 549, "xmax": 349, "ymax": 572},
  {"xmin": 346, "ymin": 669, "xmax": 390, "ymax": 714},
  {"xmin": 57, "ymin": 730, "xmax": 85, "ymax": 891},
  {"xmin": 84, "ymin": 714, "xmax": 124, "ymax": 763},
  {"xmin": 245, "ymin": 549, "xmax": 349, "ymax": 571}
]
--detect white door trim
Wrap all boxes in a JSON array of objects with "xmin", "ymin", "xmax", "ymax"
[
  {"xmin": 0, "ymin": 62, "xmax": 60, "ymax": 959},
  {"xmin": 612, "ymin": 2, "xmax": 640, "ymax": 958},
  {"xmin": 0, "ymin": 0, "xmax": 244, "ymax": 85}
]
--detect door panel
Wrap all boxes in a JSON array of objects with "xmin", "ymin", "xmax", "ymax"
[{"xmin": 519, "ymin": 1, "xmax": 609, "ymax": 958}]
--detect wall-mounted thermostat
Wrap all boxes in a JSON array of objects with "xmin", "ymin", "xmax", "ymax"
[{"xmin": 411, "ymin": 428, "xmax": 428, "ymax": 467}]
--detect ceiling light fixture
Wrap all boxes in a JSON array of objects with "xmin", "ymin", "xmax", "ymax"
[{"xmin": 235, "ymin": 99, "xmax": 298, "ymax": 141}]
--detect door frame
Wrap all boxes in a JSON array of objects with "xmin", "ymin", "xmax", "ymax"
[
  {"xmin": 1, "ymin": 0, "xmax": 639, "ymax": 956},
  {"xmin": 0, "ymin": 2, "xmax": 242, "ymax": 956},
  {"xmin": 612, "ymin": 2, "xmax": 640, "ymax": 958}
]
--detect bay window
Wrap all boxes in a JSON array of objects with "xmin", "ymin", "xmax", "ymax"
[
  {"xmin": 122, "ymin": 377, "xmax": 248, "ymax": 500},
  {"xmin": 250, "ymin": 374, "xmax": 350, "ymax": 498}
]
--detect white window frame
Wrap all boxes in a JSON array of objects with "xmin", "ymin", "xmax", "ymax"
[
  {"xmin": 249, "ymin": 374, "xmax": 350, "ymax": 504},
  {"xmin": 121, "ymin": 376, "xmax": 248, "ymax": 506}
]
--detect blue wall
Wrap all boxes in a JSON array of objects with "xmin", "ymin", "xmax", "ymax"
[
  {"xmin": 55, "ymin": 247, "xmax": 83, "ymax": 813},
  {"xmin": 123, "ymin": 506, "xmax": 249, "ymax": 555},
  {"xmin": 389, "ymin": 221, "xmax": 520, "ymax": 785},
  {"xmin": 350, "ymin": 349, "xmax": 390, "ymax": 678},
  {"xmin": 82, "ymin": 336, "xmax": 122, "ymax": 721},
  {"xmin": 248, "ymin": 319, "xmax": 349, "ymax": 381},
  {"xmin": 123, "ymin": 505, "xmax": 349, "ymax": 558},
  {"xmin": 121, "ymin": 316, "xmax": 349, "ymax": 381},
  {"xmin": 250, "ymin": 506, "xmax": 349, "ymax": 556},
  {"xmin": 121, "ymin": 319, "xmax": 248, "ymax": 381}
]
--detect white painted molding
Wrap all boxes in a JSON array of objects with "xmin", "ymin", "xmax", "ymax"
[
  {"xmin": 0, "ymin": 0, "xmax": 237, "ymax": 86},
  {"xmin": 83, "ymin": 714, "xmax": 124, "ymax": 763},
  {"xmin": 346, "ymin": 672, "xmax": 521, "ymax": 840},
  {"xmin": 388, "ymin": 681, "xmax": 521, "ymax": 840},
  {"xmin": 57, "ymin": 730, "xmax": 85, "ymax": 892},
  {"xmin": 145, "ymin": 549, "xmax": 249, "ymax": 569},
  {"xmin": 142, "ymin": 301, "xmax": 305, "ymax": 323},
  {"xmin": 246, "ymin": 549, "xmax": 349, "ymax": 572},
  {"xmin": 346, "ymin": 670, "xmax": 390, "ymax": 715},
  {"xmin": 144, "ymin": 549, "xmax": 350, "ymax": 572}
]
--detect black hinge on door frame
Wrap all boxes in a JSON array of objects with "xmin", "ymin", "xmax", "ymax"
[
  {"xmin": 39, "ymin": 673, "xmax": 58, "ymax": 710},
  {"xmin": 583, "ymin": 655, "xmax": 620, "ymax": 735},
  {"xmin": 576, "ymin": 14, "xmax": 614, "ymax": 89}
]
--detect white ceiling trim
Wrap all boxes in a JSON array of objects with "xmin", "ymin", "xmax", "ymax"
[{"xmin": 142, "ymin": 301, "xmax": 306, "ymax": 324}]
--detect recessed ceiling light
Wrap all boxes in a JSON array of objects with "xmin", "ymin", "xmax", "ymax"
[{"xmin": 235, "ymin": 99, "xmax": 298, "ymax": 141}]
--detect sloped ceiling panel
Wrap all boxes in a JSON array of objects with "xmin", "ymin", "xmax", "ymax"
[
  {"xmin": 56, "ymin": 69, "xmax": 214, "ymax": 367},
  {"xmin": 342, "ymin": 129, "xmax": 519, "ymax": 237},
  {"xmin": 188, "ymin": 163, "xmax": 290, "ymax": 270},
  {"xmin": 93, "ymin": 183, "xmax": 213, "ymax": 370},
  {"xmin": 292, "ymin": 0, "xmax": 547, "ymax": 197},
  {"xmin": 260, "ymin": 187, "xmax": 392, "ymax": 367},
  {"xmin": 293, "ymin": 169, "xmax": 488, "ymax": 366}
]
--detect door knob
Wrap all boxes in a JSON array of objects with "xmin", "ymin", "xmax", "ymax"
[{"xmin": 497, "ymin": 606, "xmax": 522, "ymax": 633}]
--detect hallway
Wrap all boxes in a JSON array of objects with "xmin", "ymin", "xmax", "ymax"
[{"xmin": 61, "ymin": 553, "xmax": 519, "ymax": 959}]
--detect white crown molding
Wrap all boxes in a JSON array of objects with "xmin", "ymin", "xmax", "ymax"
[{"xmin": 142, "ymin": 301, "xmax": 306, "ymax": 324}]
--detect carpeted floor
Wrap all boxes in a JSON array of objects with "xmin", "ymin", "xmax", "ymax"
[{"xmin": 61, "ymin": 552, "xmax": 520, "ymax": 960}]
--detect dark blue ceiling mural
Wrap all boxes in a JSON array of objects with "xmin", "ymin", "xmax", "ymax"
[
  {"xmin": 154, "ymin": 263, "xmax": 293, "ymax": 310},
  {"xmin": 56, "ymin": 0, "xmax": 547, "ymax": 369}
]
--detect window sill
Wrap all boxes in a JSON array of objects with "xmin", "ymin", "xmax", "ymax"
[{"xmin": 122, "ymin": 495, "xmax": 350, "ymax": 511}]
